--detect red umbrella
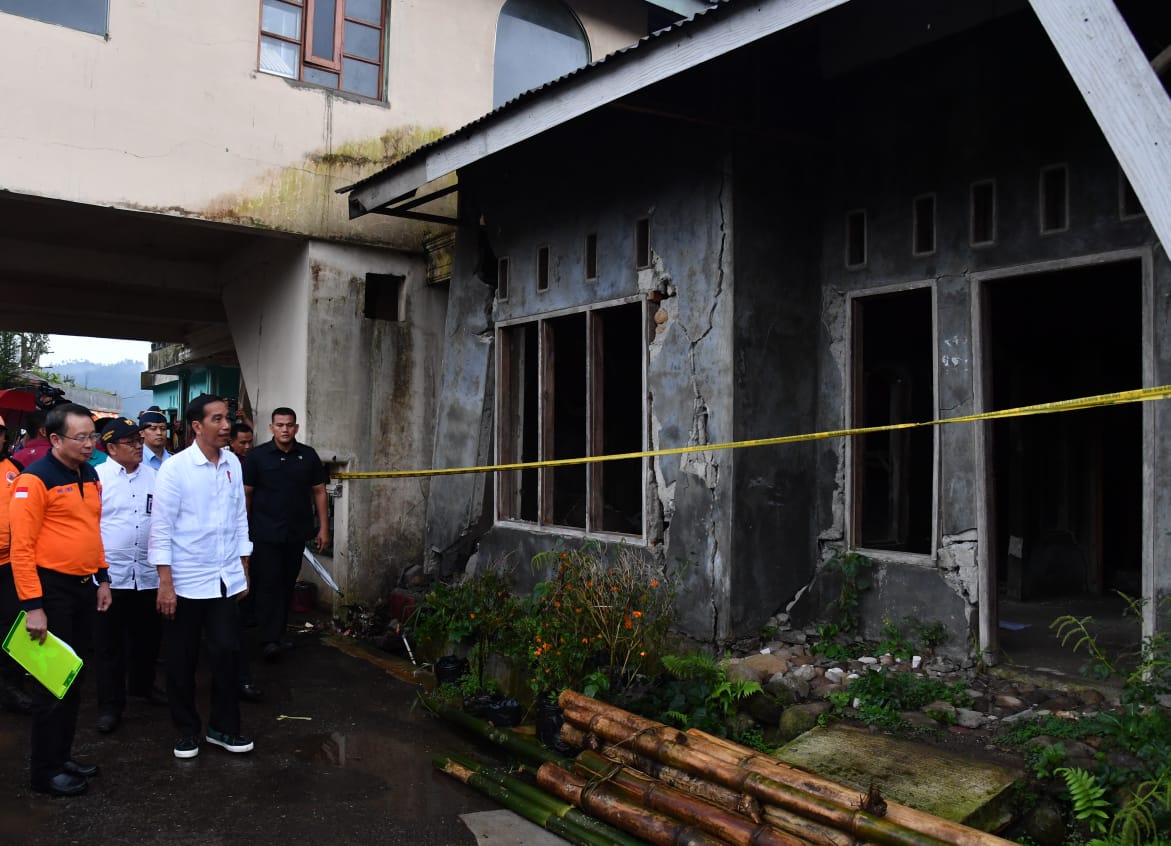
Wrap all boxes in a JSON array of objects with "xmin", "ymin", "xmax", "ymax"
[{"xmin": 0, "ymin": 389, "xmax": 37, "ymax": 413}]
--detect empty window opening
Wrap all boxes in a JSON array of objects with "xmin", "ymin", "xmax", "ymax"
[
  {"xmin": 986, "ymin": 260, "xmax": 1141, "ymax": 615},
  {"xmin": 497, "ymin": 301, "xmax": 644, "ymax": 535},
  {"xmin": 970, "ymin": 180, "xmax": 996, "ymax": 246},
  {"xmin": 635, "ymin": 218, "xmax": 650, "ymax": 269},
  {"xmin": 363, "ymin": 272, "xmax": 404, "ymax": 321},
  {"xmin": 585, "ymin": 233, "xmax": 598, "ymax": 280},
  {"xmin": 537, "ymin": 246, "xmax": 550, "ymax": 292},
  {"xmin": 497, "ymin": 257, "xmax": 510, "ymax": 301},
  {"xmin": 1119, "ymin": 169, "xmax": 1144, "ymax": 219},
  {"xmin": 1040, "ymin": 164, "xmax": 1069, "ymax": 233},
  {"xmin": 912, "ymin": 194, "xmax": 936, "ymax": 255},
  {"xmin": 845, "ymin": 210, "xmax": 867, "ymax": 267},
  {"xmin": 852, "ymin": 288, "xmax": 935, "ymax": 554}
]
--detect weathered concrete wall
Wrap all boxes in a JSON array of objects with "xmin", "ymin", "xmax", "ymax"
[
  {"xmin": 223, "ymin": 240, "xmax": 311, "ymax": 425},
  {"xmin": 728, "ymin": 140, "xmax": 822, "ymax": 637},
  {"xmin": 0, "ymin": 0, "xmax": 644, "ymax": 248},
  {"xmin": 812, "ymin": 10, "xmax": 1161, "ymax": 648},
  {"xmin": 301, "ymin": 241, "xmax": 440, "ymax": 600},
  {"xmin": 426, "ymin": 113, "xmax": 737, "ymax": 640}
]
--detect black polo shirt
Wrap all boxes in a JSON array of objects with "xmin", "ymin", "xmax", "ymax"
[{"xmin": 242, "ymin": 440, "xmax": 328, "ymax": 544}]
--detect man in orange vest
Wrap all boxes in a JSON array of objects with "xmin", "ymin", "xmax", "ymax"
[{"xmin": 10, "ymin": 403, "xmax": 112, "ymax": 797}]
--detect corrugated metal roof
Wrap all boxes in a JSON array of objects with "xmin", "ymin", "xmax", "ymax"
[{"xmin": 339, "ymin": 1, "xmax": 730, "ymax": 197}]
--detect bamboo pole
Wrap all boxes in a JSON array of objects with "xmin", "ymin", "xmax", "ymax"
[
  {"xmin": 435, "ymin": 753, "xmax": 646, "ymax": 846},
  {"xmin": 687, "ymin": 729, "xmax": 1017, "ymax": 846},
  {"xmin": 435, "ymin": 749, "xmax": 646, "ymax": 843},
  {"xmin": 575, "ymin": 749, "xmax": 814, "ymax": 846},
  {"xmin": 561, "ymin": 724, "xmax": 767, "ymax": 823},
  {"xmin": 429, "ymin": 701, "xmax": 567, "ymax": 768},
  {"xmin": 558, "ymin": 691, "xmax": 963, "ymax": 846},
  {"xmin": 537, "ymin": 762, "xmax": 730, "ymax": 846}
]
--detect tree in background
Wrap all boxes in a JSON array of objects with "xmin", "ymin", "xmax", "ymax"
[{"xmin": 0, "ymin": 332, "xmax": 51, "ymax": 387}]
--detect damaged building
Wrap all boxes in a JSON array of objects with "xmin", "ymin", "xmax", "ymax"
[{"xmin": 345, "ymin": 0, "xmax": 1171, "ymax": 663}]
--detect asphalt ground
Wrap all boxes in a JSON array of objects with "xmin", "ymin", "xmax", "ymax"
[{"xmin": 0, "ymin": 622, "xmax": 500, "ymax": 846}]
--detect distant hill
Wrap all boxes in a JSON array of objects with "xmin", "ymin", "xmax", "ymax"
[{"xmin": 44, "ymin": 359, "xmax": 154, "ymax": 417}]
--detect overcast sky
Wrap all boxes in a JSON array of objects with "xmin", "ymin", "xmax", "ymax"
[{"xmin": 41, "ymin": 335, "xmax": 152, "ymax": 367}]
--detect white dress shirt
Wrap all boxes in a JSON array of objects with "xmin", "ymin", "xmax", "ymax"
[
  {"xmin": 148, "ymin": 444, "xmax": 252, "ymax": 599},
  {"xmin": 96, "ymin": 459, "xmax": 158, "ymax": 590}
]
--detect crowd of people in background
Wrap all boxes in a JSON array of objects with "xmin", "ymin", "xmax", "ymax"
[{"xmin": 0, "ymin": 387, "xmax": 330, "ymax": 796}]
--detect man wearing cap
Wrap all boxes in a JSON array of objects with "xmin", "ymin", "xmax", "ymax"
[
  {"xmin": 0, "ymin": 414, "xmax": 33, "ymax": 714},
  {"xmin": 93, "ymin": 417, "xmax": 163, "ymax": 734},
  {"xmin": 13, "ymin": 411, "xmax": 50, "ymax": 467},
  {"xmin": 139, "ymin": 408, "xmax": 172, "ymax": 471},
  {"xmin": 10, "ymin": 403, "xmax": 111, "ymax": 797}
]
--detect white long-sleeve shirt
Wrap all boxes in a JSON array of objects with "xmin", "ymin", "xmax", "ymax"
[
  {"xmin": 96, "ymin": 459, "xmax": 158, "ymax": 590},
  {"xmin": 148, "ymin": 444, "xmax": 252, "ymax": 599}
]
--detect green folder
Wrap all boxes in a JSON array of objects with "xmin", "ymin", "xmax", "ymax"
[{"xmin": 2, "ymin": 610, "xmax": 83, "ymax": 700}]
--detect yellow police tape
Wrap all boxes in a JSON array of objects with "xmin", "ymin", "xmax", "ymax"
[{"xmin": 332, "ymin": 384, "xmax": 1171, "ymax": 480}]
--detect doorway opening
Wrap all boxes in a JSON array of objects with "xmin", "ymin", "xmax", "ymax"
[{"xmin": 985, "ymin": 259, "xmax": 1142, "ymax": 669}]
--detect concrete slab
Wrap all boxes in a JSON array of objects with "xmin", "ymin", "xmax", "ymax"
[
  {"xmin": 461, "ymin": 810, "xmax": 568, "ymax": 845},
  {"xmin": 777, "ymin": 724, "xmax": 1022, "ymax": 831}
]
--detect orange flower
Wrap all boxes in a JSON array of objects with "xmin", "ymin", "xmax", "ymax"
[
  {"xmin": 650, "ymin": 580, "xmax": 659, "ymax": 588},
  {"xmin": 639, "ymin": 651, "xmax": 646, "ymax": 657},
  {"xmin": 581, "ymin": 638, "xmax": 589, "ymax": 644},
  {"xmin": 632, "ymin": 610, "xmax": 643, "ymax": 618},
  {"xmin": 469, "ymin": 613, "xmax": 476, "ymax": 619},
  {"xmin": 624, "ymin": 621, "xmax": 633, "ymax": 629}
]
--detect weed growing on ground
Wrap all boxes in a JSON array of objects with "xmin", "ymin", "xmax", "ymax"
[{"xmin": 824, "ymin": 667, "xmax": 971, "ymax": 730}]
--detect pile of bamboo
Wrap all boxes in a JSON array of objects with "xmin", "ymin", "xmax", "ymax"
[{"xmin": 434, "ymin": 690, "xmax": 1020, "ymax": 846}]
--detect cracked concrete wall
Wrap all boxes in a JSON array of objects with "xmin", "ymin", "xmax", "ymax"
[
  {"xmin": 728, "ymin": 139, "xmax": 823, "ymax": 638},
  {"xmin": 808, "ymin": 11, "xmax": 1166, "ymax": 654},
  {"xmin": 423, "ymin": 113, "xmax": 736, "ymax": 639}
]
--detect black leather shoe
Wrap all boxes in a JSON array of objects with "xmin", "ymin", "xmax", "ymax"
[
  {"xmin": 95, "ymin": 711, "xmax": 121, "ymax": 734},
  {"xmin": 32, "ymin": 772, "xmax": 88, "ymax": 797},
  {"xmin": 238, "ymin": 683, "xmax": 264, "ymax": 703},
  {"xmin": 63, "ymin": 760, "xmax": 99, "ymax": 778}
]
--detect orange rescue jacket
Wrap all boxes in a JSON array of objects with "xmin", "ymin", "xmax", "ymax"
[{"xmin": 9, "ymin": 451, "xmax": 108, "ymax": 608}]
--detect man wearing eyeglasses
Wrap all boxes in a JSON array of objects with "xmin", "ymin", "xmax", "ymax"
[
  {"xmin": 92, "ymin": 417, "xmax": 163, "ymax": 735},
  {"xmin": 138, "ymin": 408, "xmax": 172, "ymax": 470},
  {"xmin": 9, "ymin": 403, "xmax": 112, "ymax": 797}
]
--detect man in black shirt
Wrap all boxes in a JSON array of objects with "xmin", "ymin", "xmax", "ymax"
[{"xmin": 242, "ymin": 408, "xmax": 329, "ymax": 661}]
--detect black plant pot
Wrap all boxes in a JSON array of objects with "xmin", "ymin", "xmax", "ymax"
[
  {"xmin": 465, "ymin": 693, "xmax": 522, "ymax": 727},
  {"xmin": 535, "ymin": 697, "xmax": 574, "ymax": 754},
  {"xmin": 434, "ymin": 655, "xmax": 469, "ymax": 686}
]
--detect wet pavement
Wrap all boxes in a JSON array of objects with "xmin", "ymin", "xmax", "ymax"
[{"xmin": 0, "ymin": 624, "xmax": 501, "ymax": 846}]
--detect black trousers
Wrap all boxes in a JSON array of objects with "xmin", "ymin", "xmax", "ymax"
[
  {"xmin": 163, "ymin": 591, "xmax": 241, "ymax": 738},
  {"xmin": 94, "ymin": 587, "xmax": 161, "ymax": 714},
  {"xmin": 0, "ymin": 563, "xmax": 26, "ymax": 690},
  {"xmin": 29, "ymin": 569, "xmax": 96, "ymax": 786},
  {"xmin": 252, "ymin": 540, "xmax": 304, "ymax": 646}
]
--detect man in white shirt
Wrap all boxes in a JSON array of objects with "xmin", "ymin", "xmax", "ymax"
[
  {"xmin": 93, "ymin": 417, "xmax": 163, "ymax": 735},
  {"xmin": 150, "ymin": 395, "xmax": 253, "ymax": 759},
  {"xmin": 139, "ymin": 408, "xmax": 172, "ymax": 471}
]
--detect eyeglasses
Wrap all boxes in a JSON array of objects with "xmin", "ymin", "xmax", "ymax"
[
  {"xmin": 112, "ymin": 436, "xmax": 144, "ymax": 447},
  {"xmin": 59, "ymin": 433, "xmax": 101, "ymax": 444}
]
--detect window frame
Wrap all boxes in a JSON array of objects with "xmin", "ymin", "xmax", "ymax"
[
  {"xmin": 258, "ymin": 0, "xmax": 386, "ymax": 100},
  {"xmin": 495, "ymin": 296, "xmax": 648, "ymax": 541},
  {"xmin": 846, "ymin": 280, "xmax": 940, "ymax": 562}
]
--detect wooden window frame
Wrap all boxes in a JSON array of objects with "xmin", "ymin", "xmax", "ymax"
[
  {"xmin": 911, "ymin": 192, "xmax": 937, "ymax": 257},
  {"xmin": 258, "ymin": 0, "xmax": 385, "ymax": 99},
  {"xmin": 1039, "ymin": 163, "xmax": 1070, "ymax": 235},
  {"xmin": 970, "ymin": 179, "xmax": 997, "ymax": 247},
  {"xmin": 495, "ymin": 298, "xmax": 647, "ymax": 539}
]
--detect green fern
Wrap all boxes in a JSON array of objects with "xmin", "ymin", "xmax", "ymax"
[
  {"xmin": 1056, "ymin": 766, "xmax": 1111, "ymax": 835},
  {"xmin": 662, "ymin": 709, "xmax": 690, "ymax": 728},
  {"xmin": 660, "ymin": 653, "xmax": 721, "ymax": 682}
]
